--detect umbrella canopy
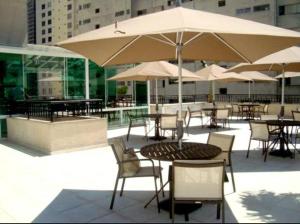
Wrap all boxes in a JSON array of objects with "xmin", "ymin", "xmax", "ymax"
[
  {"xmin": 58, "ymin": 7, "xmax": 300, "ymax": 145},
  {"xmin": 108, "ymin": 61, "xmax": 200, "ymax": 81},
  {"xmin": 108, "ymin": 61, "xmax": 200, "ymax": 112},
  {"xmin": 240, "ymin": 71, "xmax": 277, "ymax": 82},
  {"xmin": 58, "ymin": 7, "xmax": 300, "ymax": 66},
  {"xmin": 226, "ymin": 46, "xmax": 300, "ymax": 113},
  {"xmin": 275, "ymin": 72, "xmax": 300, "ymax": 79}
]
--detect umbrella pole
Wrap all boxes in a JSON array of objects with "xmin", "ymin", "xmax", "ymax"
[
  {"xmin": 248, "ymin": 81, "xmax": 251, "ymax": 101},
  {"xmin": 177, "ymin": 44, "xmax": 183, "ymax": 149},
  {"xmin": 155, "ymin": 78, "xmax": 159, "ymax": 112},
  {"xmin": 212, "ymin": 80, "xmax": 215, "ymax": 105},
  {"xmin": 280, "ymin": 66, "xmax": 285, "ymax": 117},
  {"xmin": 147, "ymin": 80, "xmax": 151, "ymax": 114}
]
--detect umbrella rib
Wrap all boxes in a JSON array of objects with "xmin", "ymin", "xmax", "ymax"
[
  {"xmin": 102, "ymin": 35, "xmax": 142, "ymax": 66},
  {"xmin": 145, "ymin": 35, "xmax": 175, "ymax": 47},
  {"xmin": 183, "ymin": 33, "xmax": 204, "ymax": 47},
  {"xmin": 160, "ymin": 34, "xmax": 176, "ymax": 45},
  {"xmin": 212, "ymin": 33, "xmax": 252, "ymax": 63}
]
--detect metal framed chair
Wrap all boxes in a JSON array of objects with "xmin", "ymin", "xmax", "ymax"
[
  {"xmin": 160, "ymin": 113, "xmax": 178, "ymax": 140},
  {"xmin": 126, "ymin": 111, "xmax": 148, "ymax": 141},
  {"xmin": 208, "ymin": 133, "xmax": 236, "ymax": 192},
  {"xmin": 187, "ymin": 106, "xmax": 205, "ymax": 132},
  {"xmin": 109, "ymin": 137, "xmax": 163, "ymax": 212},
  {"xmin": 171, "ymin": 160, "xmax": 226, "ymax": 223},
  {"xmin": 292, "ymin": 111, "xmax": 300, "ymax": 149},
  {"xmin": 215, "ymin": 108, "xmax": 230, "ymax": 128},
  {"xmin": 247, "ymin": 121, "xmax": 274, "ymax": 162},
  {"xmin": 231, "ymin": 104, "xmax": 241, "ymax": 119}
]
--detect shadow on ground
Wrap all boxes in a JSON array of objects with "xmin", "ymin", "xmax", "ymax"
[
  {"xmin": 32, "ymin": 189, "xmax": 238, "ymax": 223},
  {"xmin": 239, "ymin": 190, "xmax": 300, "ymax": 223}
]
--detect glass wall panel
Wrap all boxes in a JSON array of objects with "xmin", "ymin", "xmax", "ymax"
[
  {"xmin": 106, "ymin": 67, "xmax": 117, "ymax": 105},
  {"xmin": 135, "ymin": 81, "xmax": 147, "ymax": 106},
  {"xmin": 23, "ymin": 55, "xmax": 65, "ymax": 100},
  {"xmin": 65, "ymin": 58, "xmax": 85, "ymax": 99},
  {"xmin": 0, "ymin": 53, "xmax": 23, "ymax": 115},
  {"xmin": 89, "ymin": 61, "xmax": 105, "ymax": 100}
]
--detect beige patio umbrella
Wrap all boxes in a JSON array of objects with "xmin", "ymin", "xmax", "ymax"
[
  {"xmin": 58, "ymin": 7, "xmax": 300, "ymax": 147},
  {"xmin": 239, "ymin": 71, "xmax": 277, "ymax": 99},
  {"xmin": 108, "ymin": 61, "xmax": 200, "ymax": 111},
  {"xmin": 227, "ymin": 46, "xmax": 300, "ymax": 115},
  {"xmin": 180, "ymin": 64, "xmax": 251, "ymax": 101},
  {"xmin": 275, "ymin": 72, "xmax": 300, "ymax": 79}
]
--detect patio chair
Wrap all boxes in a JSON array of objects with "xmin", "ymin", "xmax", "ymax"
[
  {"xmin": 208, "ymin": 133, "xmax": 236, "ymax": 192},
  {"xmin": 109, "ymin": 137, "xmax": 163, "ymax": 212},
  {"xmin": 160, "ymin": 113, "xmax": 178, "ymax": 140},
  {"xmin": 255, "ymin": 104, "xmax": 269, "ymax": 117},
  {"xmin": 126, "ymin": 111, "xmax": 148, "ymax": 141},
  {"xmin": 231, "ymin": 104, "xmax": 241, "ymax": 119},
  {"xmin": 247, "ymin": 121, "xmax": 275, "ymax": 162},
  {"xmin": 260, "ymin": 114, "xmax": 280, "ymax": 135},
  {"xmin": 171, "ymin": 160, "xmax": 226, "ymax": 223},
  {"xmin": 187, "ymin": 106, "xmax": 205, "ymax": 132},
  {"xmin": 292, "ymin": 111, "xmax": 300, "ymax": 147},
  {"xmin": 215, "ymin": 108, "xmax": 230, "ymax": 128}
]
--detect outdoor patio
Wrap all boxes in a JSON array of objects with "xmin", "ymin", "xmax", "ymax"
[{"xmin": 0, "ymin": 118, "xmax": 299, "ymax": 223}]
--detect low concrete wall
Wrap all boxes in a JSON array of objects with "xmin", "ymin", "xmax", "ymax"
[{"xmin": 7, "ymin": 116, "xmax": 107, "ymax": 155}]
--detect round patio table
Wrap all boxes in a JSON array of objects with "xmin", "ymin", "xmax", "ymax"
[
  {"xmin": 201, "ymin": 106, "xmax": 226, "ymax": 129},
  {"xmin": 141, "ymin": 141, "xmax": 221, "ymax": 220},
  {"xmin": 238, "ymin": 103, "xmax": 260, "ymax": 120}
]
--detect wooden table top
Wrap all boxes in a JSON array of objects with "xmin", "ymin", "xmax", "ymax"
[{"xmin": 140, "ymin": 141, "xmax": 221, "ymax": 162}]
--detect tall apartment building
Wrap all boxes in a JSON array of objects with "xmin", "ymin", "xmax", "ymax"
[{"xmin": 30, "ymin": 0, "xmax": 300, "ymax": 44}]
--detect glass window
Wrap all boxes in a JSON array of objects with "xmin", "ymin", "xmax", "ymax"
[
  {"xmin": 137, "ymin": 9, "xmax": 147, "ymax": 16},
  {"xmin": 83, "ymin": 18, "xmax": 91, "ymax": 24},
  {"xmin": 236, "ymin": 7, "xmax": 251, "ymax": 15},
  {"xmin": 23, "ymin": 55, "xmax": 65, "ymax": 100},
  {"xmin": 67, "ymin": 32, "xmax": 72, "ymax": 38},
  {"xmin": 66, "ymin": 58, "xmax": 85, "ymax": 99},
  {"xmin": 48, "ymin": 28, "xmax": 52, "ymax": 33},
  {"xmin": 83, "ymin": 3, "xmax": 91, "ymax": 9},
  {"xmin": 67, "ymin": 22, "xmax": 72, "ymax": 28},
  {"xmin": 67, "ymin": 4, "xmax": 72, "ymax": 10},
  {"xmin": 42, "ymin": 21, "xmax": 46, "ymax": 26},
  {"xmin": 253, "ymin": 4, "xmax": 270, "ymax": 12},
  {"xmin": 41, "ymin": 4, "xmax": 45, "ymax": 10},
  {"xmin": 79, "ymin": 5, "xmax": 82, "ymax": 10},
  {"xmin": 48, "ymin": 11, "xmax": 52, "ymax": 16},
  {"xmin": 115, "ymin": 10, "xmax": 125, "ymax": 17},
  {"xmin": 48, "ymin": 19, "xmax": 52, "ymax": 25},
  {"xmin": 95, "ymin": 24, "xmax": 100, "ymax": 29},
  {"xmin": 48, "ymin": 36, "xmax": 52, "ymax": 42},
  {"xmin": 42, "ymin": 12, "xmax": 46, "ymax": 18},
  {"xmin": 218, "ymin": 0, "xmax": 226, "ymax": 7},
  {"xmin": 67, "ymin": 13, "xmax": 72, "ymax": 19},
  {"xmin": 126, "ymin": 9, "xmax": 130, "ymax": 14},
  {"xmin": 42, "ymin": 38, "xmax": 46, "ymax": 43},
  {"xmin": 285, "ymin": 3, "xmax": 300, "ymax": 15},
  {"xmin": 0, "ymin": 53, "xmax": 23, "ymax": 115},
  {"xmin": 42, "ymin": 29, "xmax": 46, "ymax": 35},
  {"xmin": 95, "ymin": 8, "xmax": 100, "ymax": 13}
]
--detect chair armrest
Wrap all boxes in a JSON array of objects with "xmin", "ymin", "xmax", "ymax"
[{"xmin": 120, "ymin": 158, "xmax": 156, "ymax": 168}]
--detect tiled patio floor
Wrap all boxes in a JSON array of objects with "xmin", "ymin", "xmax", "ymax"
[{"xmin": 0, "ymin": 118, "xmax": 299, "ymax": 223}]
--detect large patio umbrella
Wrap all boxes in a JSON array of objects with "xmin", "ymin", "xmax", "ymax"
[
  {"xmin": 238, "ymin": 71, "xmax": 277, "ymax": 99},
  {"xmin": 180, "ymin": 64, "xmax": 251, "ymax": 101},
  {"xmin": 58, "ymin": 7, "xmax": 300, "ymax": 146},
  {"xmin": 107, "ymin": 61, "xmax": 200, "ymax": 111},
  {"xmin": 227, "ymin": 46, "xmax": 300, "ymax": 115}
]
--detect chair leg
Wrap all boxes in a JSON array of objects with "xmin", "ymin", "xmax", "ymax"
[
  {"xmin": 144, "ymin": 125, "xmax": 148, "ymax": 141},
  {"xmin": 171, "ymin": 200, "xmax": 175, "ymax": 223},
  {"xmin": 217, "ymin": 203, "xmax": 220, "ymax": 219},
  {"xmin": 159, "ymin": 160, "xmax": 165, "ymax": 197},
  {"xmin": 153, "ymin": 176, "xmax": 160, "ymax": 213},
  {"xmin": 222, "ymin": 200, "xmax": 225, "ymax": 223},
  {"xmin": 187, "ymin": 116, "xmax": 191, "ymax": 134},
  {"xmin": 230, "ymin": 164, "xmax": 236, "ymax": 192},
  {"xmin": 120, "ymin": 178, "xmax": 126, "ymax": 196},
  {"xmin": 246, "ymin": 139, "xmax": 252, "ymax": 158},
  {"xmin": 110, "ymin": 172, "xmax": 120, "ymax": 210},
  {"xmin": 127, "ymin": 124, "xmax": 131, "ymax": 141},
  {"xmin": 264, "ymin": 141, "xmax": 269, "ymax": 162}
]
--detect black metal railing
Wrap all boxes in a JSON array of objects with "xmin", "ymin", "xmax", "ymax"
[
  {"xmin": 8, "ymin": 99, "xmax": 103, "ymax": 122},
  {"xmin": 150, "ymin": 94, "xmax": 300, "ymax": 104}
]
